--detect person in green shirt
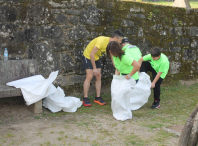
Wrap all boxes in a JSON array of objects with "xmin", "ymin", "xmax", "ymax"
[
  {"xmin": 106, "ymin": 41, "xmax": 140, "ymax": 81},
  {"xmin": 120, "ymin": 37, "xmax": 142, "ymax": 82},
  {"xmin": 138, "ymin": 47, "xmax": 170, "ymax": 109}
]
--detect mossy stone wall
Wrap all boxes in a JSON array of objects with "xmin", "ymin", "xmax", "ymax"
[{"xmin": 0, "ymin": 0, "xmax": 198, "ymax": 95}]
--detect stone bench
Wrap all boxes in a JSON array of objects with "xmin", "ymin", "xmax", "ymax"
[{"xmin": 0, "ymin": 60, "xmax": 42, "ymax": 113}]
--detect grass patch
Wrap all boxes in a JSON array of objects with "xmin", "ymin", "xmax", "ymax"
[
  {"xmin": 4, "ymin": 82, "xmax": 197, "ymax": 145},
  {"xmin": 124, "ymin": 133, "xmax": 148, "ymax": 146},
  {"xmin": 145, "ymin": 1, "xmax": 198, "ymax": 8}
]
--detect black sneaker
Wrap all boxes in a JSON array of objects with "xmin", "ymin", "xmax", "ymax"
[
  {"xmin": 94, "ymin": 97, "xmax": 106, "ymax": 105},
  {"xmin": 82, "ymin": 97, "xmax": 91, "ymax": 107},
  {"xmin": 151, "ymin": 100, "xmax": 160, "ymax": 109}
]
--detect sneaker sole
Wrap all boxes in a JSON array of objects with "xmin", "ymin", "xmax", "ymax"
[
  {"xmin": 151, "ymin": 105, "xmax": 160, "ymax": 109},
  {"xmin": 94, "ymin": 100, "xmax": 106, "ymax": 105},
  {"xmin": 82, "ymin": 101, "xmax": 91, "ymax": 107}
]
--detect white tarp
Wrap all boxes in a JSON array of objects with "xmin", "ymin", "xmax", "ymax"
[
  {"xmin": 6, "ymin": 71, "xmax": 58, "ymax": 105},
  {"xmin": 111, "ymin": 72, "xmax": 151, "ymax": 121},
  {"xmin": 6, "ymin": 71, "xmax": 82, "ymax": 113},
  {"xmin": 43, "ymin": 86, "xmax": 82, "ymax": 113}
]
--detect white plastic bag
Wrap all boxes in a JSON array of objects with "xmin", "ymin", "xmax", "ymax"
[
  {"xmin": 111, "ymin": 72, "xmax": 151, "ymax": 121},
  {"xmin": 43, "ymin": 86, "xmax": 82, "ymax": 113}
]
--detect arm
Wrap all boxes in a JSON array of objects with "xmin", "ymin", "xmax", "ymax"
[
  {"xmin": 138, "ymin": 57, "xmax": 144, "ymax": 65},
  {"xmin": 90, "ymin": 46, "xmax": 99, "ymax": 75},
  {"xmin": 125, "ymin": 60, "xmax": 141, "ymax": 80},
  {"xmin": 138, "ymin": 57, "xmax": 144, "ymax": 73},
  {"xmin": 151, "ymin": 72, "xmax": 162, "ymax": 88}
]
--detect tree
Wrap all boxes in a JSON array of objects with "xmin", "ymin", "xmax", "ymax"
[{"xmin": 178, "ymin": 104, "xmax": 198, "ymax": 146}]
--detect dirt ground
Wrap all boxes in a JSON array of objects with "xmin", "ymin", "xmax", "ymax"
[{"xmin": 0, "ymin": 97, "xmax": 180, "ymax": 146}]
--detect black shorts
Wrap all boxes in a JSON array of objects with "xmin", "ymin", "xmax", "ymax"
[{"xmin": 82, "ymin": 56, "xmax": 101, "ymax": 69}]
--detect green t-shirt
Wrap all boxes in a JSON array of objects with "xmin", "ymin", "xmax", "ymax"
[
  {"xmin": 113, "ymin": 52, "xmax": 137, "ymax": 79},
  {"xmin": 143, "ymin": 53, "xmax": 169, "ymax": 79},
  {"xmin": 121, "ymin": 44, "xmax": 142, "ymax": 80}
]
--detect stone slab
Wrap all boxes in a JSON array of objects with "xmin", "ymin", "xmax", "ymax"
[
  {"xmin": 0, "ymin": 59, "xmax": 42, "ymax": 113},
  {"xmin": 0, "ymin": 85, "xmax": 22, "ymax": 98},
  {"xmin": 163, "ymin": 125, "xmax": 184, "ymax": 136},
  {"xmin": 0, "ymin": 60, "xmax": 39, "ymax": 85}
]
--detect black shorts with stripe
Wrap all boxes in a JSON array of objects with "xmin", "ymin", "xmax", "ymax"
[{"xmin": 82, "ymin": 56, "xmax": 101, "ymax": 69}]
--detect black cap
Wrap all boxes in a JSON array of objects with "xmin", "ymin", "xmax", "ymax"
[{"xmin": 121, "ymin": 37, "xmax": 129, "ymax": 44}]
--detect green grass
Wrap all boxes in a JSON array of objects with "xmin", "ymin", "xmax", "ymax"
[
  {"xmin": 144, "ymin": 1, "xmax": 198, "ymax": 8},
  {"xmin": 2, "ymin": 82, "xmax": 198, "ymax": 145},
  {"xmin": 41, "ymin": 82, "xmax": 198, "ymax": 127},
  {"xmin": 39, "ymin": 82, "xmax": 198, "ymax": 145},
  {"xmin": 123, "ymin": 0, "xmax": 198, "ymax": 8}
]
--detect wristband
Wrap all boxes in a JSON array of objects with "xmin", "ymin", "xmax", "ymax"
[{"xmin": 128, "ymin": 74, "xmax": 131, "ymax": 78}]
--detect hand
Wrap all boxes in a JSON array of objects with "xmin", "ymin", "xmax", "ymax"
[
  {"xmin": 151, "ymin": 82, "xmax": 155, "ymax": 88},
  {"xmin": 115, "ymin": 70, "xmax": 120, "ymax": 75},
  {"xmin": 93, "ymin": 68, "xmax": 98, "ymax": 76},
  {"xmin": 125, "ymin": 74, "xmax": 130, "ymax": 80}
]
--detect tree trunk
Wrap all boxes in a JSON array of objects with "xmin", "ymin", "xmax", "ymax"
[
  {"xmin": 172, "ymin": 0, "xmax": 191, "ymax": 8},
  {"xmin": 188, "ymin": 112, "xmax": 198, "ymax": 146},
  {"xmin": 178, "ymin": 104, "xmax": 198, "ymax": 146}
]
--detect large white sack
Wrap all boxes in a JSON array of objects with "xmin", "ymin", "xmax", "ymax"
[
  {"xmin": 130, "ymin": 72, "xmax": 151, "ymax": 111},
  {"xmin": 6, "ymin": 71, "xmax": 58, "ymax": 105},
  {"xmin": 43, "ymin": 86, "xmax": 82, "ymax": 113},
  {"xmin": 111, "ymin": 72, "xmax": 151, "ymax": 121}
]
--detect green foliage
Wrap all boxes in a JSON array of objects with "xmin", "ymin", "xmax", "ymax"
[
  {"xmin": 147, "ymin": 12, "xmax": 153, "ymax": 19},
  {"xmin": 178, "ymin": 20, "xmax": 183, "ymax": 26},
  {"xmin": 153, "ymin": 9, "xmax": 160, "ymax": 14}
]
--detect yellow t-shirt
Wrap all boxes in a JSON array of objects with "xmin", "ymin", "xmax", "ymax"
[{"xmin": 83, "ymin": 36, "xmax": 110, "ymax": 61}]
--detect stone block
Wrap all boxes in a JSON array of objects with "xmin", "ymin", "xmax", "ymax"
[
  {"xmin": 69, "ymin": 16, "xmax": 78, "ymax": 25},
  {"xmin": 121, "ymin": 20, "xmax": 134, "ymax": 27},
  {"xmin": 169, "ymin": 47, "xmax": 181, "ymax": 52},
  {"xmin": 79, "ymin": 6, "xmax": 100, "ymax": 25},
  {"xmin": 132, "ymin": 14, "xmax": 146, "ymax": 19},
  {"xmin": 55, "ymin": 14, "xmax": 67, "ymax": 24},
  {"xmin": 67, "ymin": 10, "xmax": 81, "ymax": 15},
  {"xmin": 182, "ymin": 49, "xmax": 196, "ymax": 61},
  {"xmin": 0, "ymin": 60, "xmax": 39, "ymax": 85},
  {"xmin": 170, "ymin": 62, "xmax": 182, "ymax": 74},
  {"xmin": 28, "ymin": 100, "xmax": 42, "ymax": 113},
  {"xmin": 0, "ymin": 85, "xmax": 22, "ymax": 98}
]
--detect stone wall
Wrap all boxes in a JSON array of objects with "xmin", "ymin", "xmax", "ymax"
[{"xmin": 0, "ymin": 0, "xmax": 198, "ymax": 94}]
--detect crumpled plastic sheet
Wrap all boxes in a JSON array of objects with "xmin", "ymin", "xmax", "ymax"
[
  {"xmin": 111, "ymin": 72, "xmax": 151, "ymax": 121},
  {"xmin": 43, "ymin": 86, "xmax": 82, "ymax": 113},
  {"xmin": 6, "ymin": 71, "xmax": 82, "ymax": 113}
]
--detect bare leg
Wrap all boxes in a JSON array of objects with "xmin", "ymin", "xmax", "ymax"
[
  {"xmin": 95, "ymin": 68, "xmax": 101, "ymax": 97},
  {"xmin": 83, "ymin": 69, "xmax": 93, "ymax": 97}
]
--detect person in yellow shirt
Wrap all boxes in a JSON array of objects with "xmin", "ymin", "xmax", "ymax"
[{"xmin": 82, "ymin": 30, "xmax": 124, "ymax": 107}]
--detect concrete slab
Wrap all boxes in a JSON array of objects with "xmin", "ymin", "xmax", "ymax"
[
  {"xmin": 28, "ymin": 100, "xmax": 42, "ymax": 114},
  {"xmin": 163, "ymin": 125, "xmax": 184, "ymax": 136},
  {"xmin": 0, "ymin": 60, "xmax": 41, "ymax": 113},
  {"xmin": 0, "ymin": 85, "xmax": 22, "ymax": 98}
]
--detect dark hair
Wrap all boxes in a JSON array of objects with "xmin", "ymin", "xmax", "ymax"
[
  {"xmin": 151, "ymin": 47, "xmax": 161, "ymax": 57},
  {"xmin": 121, "ymin": 37, "xmax": 129, "ymax": 44},
  {"xmin": 111, "ymin": 30, "xmax": 124, "ymax": 38},
  {"xmin": 106, "ymin": 41, "xmax": 125, "ymax": 60}
]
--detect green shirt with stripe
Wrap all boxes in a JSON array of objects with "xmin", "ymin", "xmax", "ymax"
[{"xmin": 114, "ymin": 44, "xmax": 142, "ymax": 80}]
